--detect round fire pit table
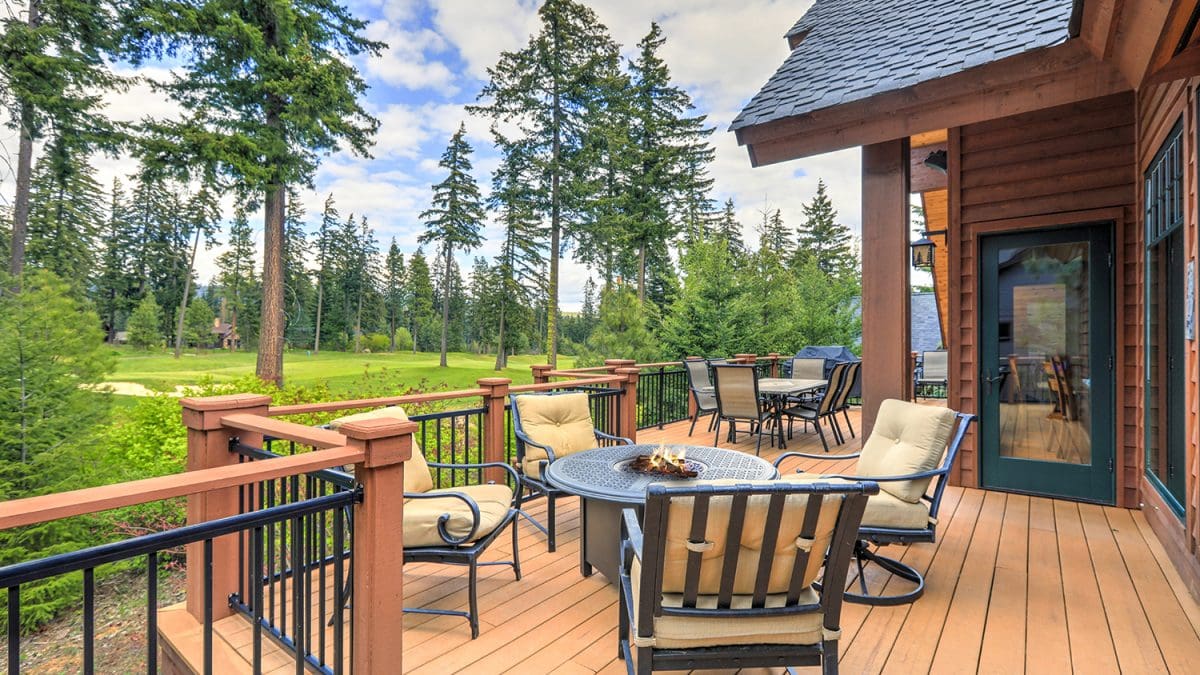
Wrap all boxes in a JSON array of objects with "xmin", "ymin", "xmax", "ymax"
[{"xmin": 543, "ymin": 443, "xmax": 778, "ymax": 582}]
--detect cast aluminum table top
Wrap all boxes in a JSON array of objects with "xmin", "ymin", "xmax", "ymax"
[{"xmin": 543, "ymin": 443, "xmax": 778, "ymax": 504}]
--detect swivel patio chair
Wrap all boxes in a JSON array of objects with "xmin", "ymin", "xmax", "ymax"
[
  {"xmin": 511, "ymin": 391, "xmax": 632, "ymax": 552},
  {"xmin": 618, "ymin": 478, "xmax": 878, "ymax": 674},
  {"xmin": 915, "ymin": 350, "xmax": 948, "ymax": 399},
  {"xmin": 682, "ymin": 358, "xmax": 718, "ymax": 436},
  {"xmin": 781, "ymin": 362, "xmax": 850, "ymax": 452},
  {"xmin": 327, "ymin": 406, "xmax": 521, "ymax": 639},
  {"xmin": 711, "ymin": 364, "xmax": 773, "ymax": 455},
  {"xmin": 774, "ymin": 398, "xmax": 974, "ymax": 606}
]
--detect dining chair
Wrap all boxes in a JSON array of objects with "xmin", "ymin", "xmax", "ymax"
[
  {"xmin": 712, "ymin": 364, "xmax": 773, "ymax": 455},
  {"xmin": 782, "ymin": 362, "xmax": 849, "ymax": 452},
  {"xmin": 682, "ymin": 358, "xmax": 718, "ymax": 436},
  {"xmin": 788, "ymin": 357, "xmax": 827, "ymax": 380}
]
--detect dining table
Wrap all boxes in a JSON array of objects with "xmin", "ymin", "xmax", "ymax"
[{"xmin": 700, "ymin": 377, "xmax": 827, "ymax": 449}]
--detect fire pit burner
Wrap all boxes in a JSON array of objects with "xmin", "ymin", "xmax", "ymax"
[{"xmin": 625, "ymin": 454, "xmax": 700, "ymax": 478}]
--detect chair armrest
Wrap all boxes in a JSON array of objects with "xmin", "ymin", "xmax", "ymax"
[
  {"xmin": 772, "ymin": 450, "xmax": 861, "ymax": 468},
  {"xmin": 816, "ymin": 466, "xmax": 947, "ymax": 483},
  {"xmin": 403, "ymin": 490, "xmax": 481, "ymax": 546},
  {"xmin": 513, "ymin": 429, "xmax": 558, "ymax": 465},
  {"xmin": 595, "ymin": 430, "xmax": 633, "ymax": 445},
  {"xmin": 621, "ymin": 508, "xmax": 644, "ymax": 562},
  {"xmin": 425, "ymin": 461, "xmax": 521, "ymax": 492}
]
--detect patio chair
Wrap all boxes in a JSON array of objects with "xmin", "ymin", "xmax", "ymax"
[
  {"xmin": 788, "ymin": 357, "xmax": 827, "ymax": 380},
  {"xmin": 328, "ymin": 406, "xmax": 521, "ymax": 639},
  {"xmin": 831, "ymin": 361, "xmax": 862, "ymax": 440},
  {"xmin": 682, "ymin": 358, "xmax": 718, "ymax": 436},
  {"xmin": 711, "ymin": 364, "xmax": 773, "ymax": 455},
  {"xmin": 781, "ymin": 361, "xmax": 850, "ymax": 452},
  {"xmin": 618, "ymin": 478, "xmax": 878, "ymax": 674},
  {"xmin": 915, "ymin": 350, "xmax": 948, "ymax": 399},
  {"xmin": 773, "ymin": 399, "xmax": 975, "ymax": 605},
  {"xmin": 511, "ymin": 391, "xmax": 632, "ymax": 552}
]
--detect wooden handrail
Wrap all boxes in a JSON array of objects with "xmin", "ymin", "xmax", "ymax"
[
  {"xmin": 222, "ymin": 413, "xmax": 346, "ymax": 448},
  {"xmin": 267, "ymin": 388, "xmax": 489, "ymax": 417},
  {"xmin": 508, "ymin": 376, "xmax": 625, "ymax": 393},
  {"xmin": 0, "ymin": 446, "xmax": 365, "ymax": 531}
]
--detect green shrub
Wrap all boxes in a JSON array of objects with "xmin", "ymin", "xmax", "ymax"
[
  {"xmin": 364, "ymin": 332, "xmax": 390, "ymax": 352},
  {"xmin": 393, "ymin": 327, "xmax": 415, "ymax": 351}
]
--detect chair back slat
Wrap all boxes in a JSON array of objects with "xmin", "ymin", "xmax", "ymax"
[
  {"xmin": 785, "ymin": 493, "xmax": 825, "ymax": 604},
  {"xmin": 833, "ymin": 361, "xmax": 860, "ymax": 408},
  {"xmin": 680, "ymin": 493, "xmax": 711, "ymax": 608},
  {"xmin": 750, "ymin": 493, "xmax": 788, "ymax": 608},
  {"xmin": 789, "ymin": 357, "xmax": 826, "ymax": 380},
  {"xmin": 716, "ymin": 493, "xmax": 749, "ymax": 609},
  {"xmin": 683, "ymin": 358, "xmax": 711, "ymax": 389},
  {"xmin": 713, "ymin": 365, "xmax": 761, "ymax": 420},
  {"xmin": 815, "ymin": 362, "xmax": 849, "ymax": 414}
]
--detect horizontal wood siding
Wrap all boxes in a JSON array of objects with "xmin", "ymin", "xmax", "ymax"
[{"xmin": 948, "ymin": 92, "xmax": 1139, "ymax": 505}]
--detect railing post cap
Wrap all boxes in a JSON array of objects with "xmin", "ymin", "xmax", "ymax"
[
  {"xmin": 180, "ymin": 394, "xmax": 272, "ymax": 431},
  {"xmin": 340, "ymin": 418, "xmax": 417, "ymax": 468},
  {"xmin": 531, "ymin": 364, "xmax": 553, "ymax": 372},
  {"xmin": 604, "ymin": 359, "xmax": 637, "ymax": 366},
  {"xmin": 477, "ymin": 377, "xmax": 513, "ymax": 389},
  {"xmin": 768, "ymin": 352, "xmax": 781, "ymax": 358},
  {"xmin": 616, "ymin": 367, "xmax": 640, "ymax": 382},
  {"xmin": 339, "ymin": 417, "xmax": 418, "ymax": 441}
]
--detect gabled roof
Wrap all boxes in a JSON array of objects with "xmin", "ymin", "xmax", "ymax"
[{"xmin": 731, "ymin": 0, "xmax": 1076, "ymax": 132}]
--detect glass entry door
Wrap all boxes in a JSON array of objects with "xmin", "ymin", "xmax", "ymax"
[{"xmin": 979, "ymin": 224, "xmax": 1114, "ymax": 503}]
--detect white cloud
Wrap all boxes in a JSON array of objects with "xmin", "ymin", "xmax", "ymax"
[{"xmin": 363, "ymin": 20, "xmax": 458, "ymax": 95}]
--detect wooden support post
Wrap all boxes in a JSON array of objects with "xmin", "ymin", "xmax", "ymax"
[
  {"xmin": 734, "ymin": 353, "xmax": 757, "ymax": 366},
  {"xmin": 531, "ymin": 364, "xmax": 552, "ymax": 384},
  {"xmin": 617, "ymin": 367, "xmax": 640, "ymax": 442},
  {"xmin": 343, "ymin": 416, "xmax": 416, "ymax": 674},
  {"xmin": 768, "ymin": 352, "xmax": 781, "ymax": 377},
  {"xmin": 861, "ymin": 138, "xmax": 912, "ymax": 436},
  {"xmin": 605, "ymin": 360, "xmax": 637, "ymax": 438},
  {"xmin": 478, "ymin": 377, "xmax": 512, "ymax": 483},
  {"xmin": 180, "ymin": 394, "xmax": 272, "ymax": 623},
  {"xmin": 685, "ymin": 356, "xmax": 699, "ymax": 420}
]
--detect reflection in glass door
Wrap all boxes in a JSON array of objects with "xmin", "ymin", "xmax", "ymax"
[{"xmin": 980, "ymin": 225, "xmax": 1114, "ymax": 503}]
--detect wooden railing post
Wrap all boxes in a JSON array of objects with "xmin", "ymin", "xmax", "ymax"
[
  {"xmin": 342, "ymin": 416, "xmax": 416, "ymax": 674},
  {"xmin": 180, "ymin": 393, "xmax": 272, "ymax": 623},
  {"xmin": 531, "ymin": 364, "xmax": 552, "ymax": 384},
  {"xmin": 735, "ymin": 353, "xmax": 756, "ymax": 365},
  {"xmin": 478, "ymin": 377, "xmax": 512, "ymax": 483},
  {"xmin": 685, "ymin": 356, "xmax": 700, "ymax": 420},
  {"xmin": 617, "ymin": 367, "xmax": 640, "ymax": 442},
  {"xmin": 768, "ymin": 352, "xmax": 781, "ymax": 377}
]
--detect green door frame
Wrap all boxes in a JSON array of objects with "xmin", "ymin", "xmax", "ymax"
[{"xmin": 978, "ymin": 222, "xmax": 1116, "ymax": 504}]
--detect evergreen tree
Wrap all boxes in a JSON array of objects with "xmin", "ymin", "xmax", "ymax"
[
  {"xmin": 172, "ymin": 185, "xmax": 220, "ymax": 358},
  {"xmin": 184, "ymin": 295, "xmax": 215, "ymax": 347},
  {"xmin": 488, "ymin": 143, "xmax": 546, "ymax": 368},
  {"xmin": 419, "ymin": 124, "xmax": 484, "ymax": 367},
  {"xmin": 351, "ymin": 216, "xmax": 381, "ymax": 352},
  {"xmin": 0, "ymin": 271, "xmax": 115, "ymax": 463},
  {"xmin": 659, "ymin": 237, "xmax": 754, "ymax": 358},
  {"xmin": 127, "ymin": 291, "xmax": 163, "ymax": 349},
  {"xmin": 383, "ymin": 239, "xmax": 406, "ymax": 351},
  {"xmin": 757, "ymin": 208, "xmax": 791, "ymax": 254},
  {"xmin": 713, "ymin": 198, "xmax": 745, "ymax": 258},
  {"xmin": 794, "ymin": 179, "xmax": 855, "ymax": 277},
  {"xmin": 94, "ymin": 178, "xmax": 136, "ymax": 340},
  {"xmin": 214, "ymin": 207, "xmax": 258, "ymax": 346},
  {"xmin": 312, "ymin": 194, "xmax": 339, "ymax": 353},
  {"xmin": 24, "ymin": 137, "xmax": 106, "ymax": 288},
  {"xmin": 471, "ymin": 0, "xmax": 621, "ymax": 366},
  {"xmin": 578, "ymin": 285, "xmax": 659, "ymax": 365},
  {"xmin": 1, "ymin": 0, "xmax": 124, "ymax": 276},
  {"xmin": 406, "ymin": 249, "xmax": 436, "ymax": 352},
  {"xmin": 282, "ymin": 187, "xmax": 314, "ymax": 348},
  {"xmin": 124, "ymin": 0, "xmax": 384, "ymax": 384}
]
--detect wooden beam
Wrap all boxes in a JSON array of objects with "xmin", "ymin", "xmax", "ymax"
[
  {"xmin": 1144, "ymin": 41, "xmax": 1200, "ymax": 86},
  {"xmin": 860, "ymin": 139, "xmax": 912, "ymax": 437},
  {"xmin": 1080, "ymin": 0, "xmax": 1124, "ymax": 59},
  {"xmin": 1106, "ymin": 0, "xmax": 1175, "ymax": 88},
  {"xmin": 1141, "ymin": 0, "xmax": 1200, "ymax": 85},
  {"xmin": 738, "ymin": 41, "xmax": 1131, "ymax": 164}
]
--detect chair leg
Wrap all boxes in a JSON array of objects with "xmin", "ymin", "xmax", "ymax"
[
  {"xmin": 706, "ymin": 412, "xmax": 717, "ymax": 432},
  {"xmin": 815, "ymin": 420, "xmax": 830, "ymax": 452},
  {"xmin": 688, "ymin": 408, "xmax": 699, "ymax": 436},
  {"xmin": 547, "ymin": 493, "xmax": 557, "ymax": 553},
  {"xmin": 754, "ymin": 423, "xmax": 764, "ymax": 456},
  {"xmin": 829, "ymin": 414, "xmax": 845, "ymax": 444},
  {"xmin": 822, "ymin": 639, "xmax": 840, "ymax": 675},
  {"xmin": 713, "ymin": 417, "xmax": 722, "ymax": 447},
  {"xmin": 468, "ymin": 558, "xmax": 480, "ymax": 639},
  {"xmin": 636, "ymin": 647, "xmax": 653, "ymax": 675},
  {"xmin": 511, "ymin": 516, "xmax": 522, "ymax": 580},
  {"xmin": 842, "ymin": 408, "xmax": 855, "ymax": 439}
]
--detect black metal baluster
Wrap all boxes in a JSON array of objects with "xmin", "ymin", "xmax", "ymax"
[
  {"xmin": 280, "ymin": 478, "xmax": 289, "ymax": 638},
  {"xmin": 8, "ymin": 584, "xmax": 19, "ymax": 674},
  {"xmin": 82, "ymin": 567, "xmax": 95, "ymax": 674},
  {"xmin": 147, "ymin": 552, "xmax": 157, "ymax": 675},
  {"xmin": 292, "ymin": 512, "xmax": 304, "ymax": 674},
  {"xmin": 332, "ymin": 507, "xmax": 344, "ymax": 671},
  {"xmin": 203, "ymin": 538, "xmax": 213, "ymax": 675},
  {"xmin": 449, "ymin": 416, "xmax": 458, "ymax": 485},
  {"xmin": 436, "ymin": 420, "xmax": 444, "ymax": 486},
  {"xmin": 253, "ymin": 526, "xmax": 263, "ymax": 673},
  {"xmin": 318, "ymin": 492, "xmax": 327, "ymax": 667},
  {"xmin": 267, "ymin": 479, "xmax": 276, "ymax": 629}
]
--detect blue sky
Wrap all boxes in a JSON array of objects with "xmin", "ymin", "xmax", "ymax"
[{"xmin": 3, "ymin": 0, "xmax": 868, "ymax": 310}]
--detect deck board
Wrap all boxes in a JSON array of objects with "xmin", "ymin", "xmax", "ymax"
[{"xmin": 200, "ymin": 410, "xmax": 1200, "ymax": 673}]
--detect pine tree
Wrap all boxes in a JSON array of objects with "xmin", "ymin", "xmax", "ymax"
[
  {"xmin": 172, "ymin": 185, "xmax": 220, "ymax": 358},
  {"xmin": 659, "ymin": 237, "xmax": 754, "ymax": 358},
  {"xmin": 124, "ymin": 0, "xmax": 384, "ymax": 384},
  {"xmin": 794, "ymin": 179, "xmax": 855, "ymax": 278},
  {"xmin": 1, "ymin": 0, "xmax": 124, "ymax": 276},
  {"xmin": 383, "ymin": 239, "xmax": 406, "ymax": 351},
  {"xmin": 488, "ymin": 143, "xmax": 546, "ymax": 368},
  {"xmin": 184, "ymin": 295, "xmax": 215, "ymax": 348},
  {"xmin": 282, "ymin": 187, "xmax": 314, "ymax": 348},
  {"xmin": 757, "ymin": 208, "xmax": 791, "ymax": 254},
  {"xmin": 713, "ymin": 198, "xmax": 746, "ymax": 257},
  {"xmin": 127, "ymin": 291, "xmax": 163, "ymax": 349},
  {"xmin": 94, "ymin": 178, "xmax": 136, "ymax": 339},
  {"xmin": 352, "ymin": 216, "xmax": 380, "ymax": 352},
  {"xmin": 312, "ymin": 194, "xmax": 339, "ymax": 353},
  {"xmin": 419, "ymin": 124, "xmax": 484, "ymax": 367},
  {"xmin": 24, "ymin": 137, "xmax": 106, "ymax": 289},
  {"xmin": 214, "ymin": 207, "xmax": 258, "ymax": 347},
  {"xmin": 470, "ymin": 0, "xmax": 621, "ymax": 367},
  {"xmin": 578, "ymin": 285, "xmax": 659, "ymax": 365},
  {"xmin": 406, "ymin": 249, "xmax": 436, "ymax": 352}
]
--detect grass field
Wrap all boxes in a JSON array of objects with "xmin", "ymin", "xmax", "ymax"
[{"xmin": 107, "ymin": 347, "xmax": 573, "ymax": 394}]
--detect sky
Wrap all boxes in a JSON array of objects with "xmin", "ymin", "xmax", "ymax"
[{"xmin": 2, "ymin": 0, "xmax": 874, "ymax": 311}]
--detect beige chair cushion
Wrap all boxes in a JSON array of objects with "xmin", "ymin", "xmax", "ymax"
[
  {"xmin": 631, "ymin": 558, "xmax": 823, "ymax": 648},
  {"xmin": 329, "ymin": 407, "xmax": 433, "ymax": 493},
  {"xmin": 659, "ymin": 479, "xmax": 843, "ymax": 596},
  {"xmin": 856, "ymin": 399, "xmax": 956, "ymax": 503},
  {"xmin": 403, "ymin": 483, "xmax": 513, "ymax": 548},
  {"xmin": 514, "ymin": 393, "xmax": 598, "ymax": 478},
  {"xmin": 781, "ymin": 474, "xmax": 930, "ymax": 530}
]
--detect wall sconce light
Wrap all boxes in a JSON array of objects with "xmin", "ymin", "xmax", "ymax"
[{"xmin": 923, "ymin": 149, "xmax": 948, "ymax": 173}]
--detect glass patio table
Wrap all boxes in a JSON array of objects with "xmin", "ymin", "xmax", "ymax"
[{"xmin": 543, "ymin": 443, "xmax": 777, "ymax": 583}]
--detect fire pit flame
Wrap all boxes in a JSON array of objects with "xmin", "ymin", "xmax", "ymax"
[{"xmin": 629, "ymin": 445, "xmax": 697, "ymax": 478}]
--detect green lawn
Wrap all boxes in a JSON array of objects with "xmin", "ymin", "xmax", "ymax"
[{"xmin": 107, "ymin": 347, "xmax": 572, "ymax": 394}]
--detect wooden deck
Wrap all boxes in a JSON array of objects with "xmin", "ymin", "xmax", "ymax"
[{"xmin": 215, "ymin": 408, "xmax": 1200, "ymax": 673}]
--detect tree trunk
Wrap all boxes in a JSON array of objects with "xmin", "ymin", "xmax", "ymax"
[
  {"xmin": 638, "ymin": 243, "xmax": 647, "ymax": 303},
  {"xmin": 313, "ymin": 282, "xmax": 324, "ymax": 353},
  {"xmin": 440, "ymin": 245, "xmax": 450, "ymax": 367},
  {"xmin": 388, "ymin": 301, "xmax": 396, "ymax": 351},
  {"xmin": 7, "ymin": 3, "xmax": 39, "ymax": 279},
  {"xmin": 173, "ymin": 228, "xmax": 202, "ymax": 358},
  {"xmin": 257, "ymin": 186, "xmax": 286, "ymax": 385},
  {"xmin": 494, "ymin": 300, "xmax": 507, "ymax": 371}
]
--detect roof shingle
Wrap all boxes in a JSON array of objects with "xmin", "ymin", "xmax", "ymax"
[{"xmin": 731, "ymin": 0, "xmax": 1075, "ymax": 131}]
